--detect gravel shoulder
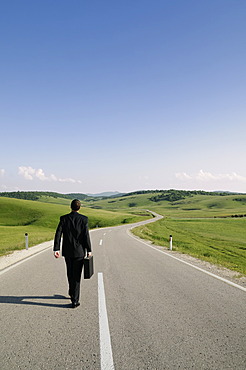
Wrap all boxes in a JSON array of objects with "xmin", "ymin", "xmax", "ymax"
[
  {"xmin": 0, "ymin": 241, "xmax": 53, "ymax": 271},
  {"xmin": 130, "ymin": 232, "xmax": 246, "ymax": 289}
]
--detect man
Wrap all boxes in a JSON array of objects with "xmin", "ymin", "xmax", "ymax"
[{"xmin": 53, "ymin": 199, "xmax": 92, "ymax": 308}]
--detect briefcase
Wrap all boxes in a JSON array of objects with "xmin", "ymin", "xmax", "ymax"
[{"xmin": 84, "ymin": 256, "xmax": 94, "ymax": 279}]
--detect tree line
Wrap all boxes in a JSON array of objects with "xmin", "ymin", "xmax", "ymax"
[
  {"xmin": 0, "ymin": 191, "xmax": 88, "ymax": 201},
  {"xmin": 149, "ymin": 189, "xmax": 239, "ymax": 203}
]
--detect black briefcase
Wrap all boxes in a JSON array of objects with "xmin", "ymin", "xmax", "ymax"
[{"xmin": 84, "ymin": 256, "xmax": 94, "ymax": 279}]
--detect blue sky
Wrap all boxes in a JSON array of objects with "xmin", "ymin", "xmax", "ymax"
[{"xmin": 1, "ymin": 0, "xmax": 245, "ymax": 194}]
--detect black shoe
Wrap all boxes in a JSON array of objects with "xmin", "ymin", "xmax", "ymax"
[{"xmin": 71, "ymin": 302, "xmax": 80, "ymax": 308}]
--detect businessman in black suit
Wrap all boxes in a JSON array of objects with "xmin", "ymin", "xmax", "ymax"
[{"xmin": 53, "ymin": 199, "xmax": 92, "ymax": 308}]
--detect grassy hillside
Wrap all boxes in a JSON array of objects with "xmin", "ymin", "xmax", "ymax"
[
  {"xmin": 0, "ymin": 197, "xmax": 150, "ymax": 256},
  {"xmin": 133, "ymin": 218, "xmax": 246, "ymax": 274},
  {"xmin": 1, "ymin": 191, "xmax": 245, "ymax": 275},
  {"xmin": 88, "ymin": 191, "xmax": 246, "ymax": 275},
  {"xmin": 0, "ymin": 191, "xmax": 89, "ymax": 202},
  {"xmin": 87, "ymin": 191, "xmax": 246, "ymax": 218}
]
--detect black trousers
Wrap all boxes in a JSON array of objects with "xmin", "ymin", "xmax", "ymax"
[{"xmin": 65, "ymin": 257, "xmax": 84, "ymax": 304}]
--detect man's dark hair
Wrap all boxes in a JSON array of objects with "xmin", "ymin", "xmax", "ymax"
[{"xmin": 71, "ymin": 199, "xmax": 81, "ymax": 211}]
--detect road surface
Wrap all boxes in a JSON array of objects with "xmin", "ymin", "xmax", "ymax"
[{"xmin": 0, "ymin": 215, "xmax": 245, "ymax": 369}]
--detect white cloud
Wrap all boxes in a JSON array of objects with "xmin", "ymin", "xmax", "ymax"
[
  {"xmin": 50, "ymin": 174, "xmax": 57, "ymax": 181},
  {"xmin": 226, "ymin": 172, "xmax": 246, "ymax": 182},
  {"xmin": 36, "ymin": 168, "xmax": 49, "ymax": 181},
  {"xmin": 196, "ymin": 170, "xmax": 218, "ymax": 181},
  {"xmin": 18, "ymin": 166, "xmax": 35, "ymax": 180},
  {"xmin": 0, "ymin": 169, "xmax": 5, "ymax": 177},
  {"xmin": 58, "ymin": 178, "xmax": 76, "ymax": 183},
  {"xmin": 196, "ymin": 170, "xmax": 246, "ymax": 182},
  {"xmin": 175, "ymin": 172, "xmax": 192, "ymax": 180},
  {"xmin": 18, "ymin": 166, "xmax": 82, "ymax": 184},
  {"xmin": 175, "ymin": 170, "xmax": 246, "ymax": 183}
]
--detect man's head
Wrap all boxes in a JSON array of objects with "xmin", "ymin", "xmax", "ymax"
[{"xmin": 71, "ymin": 199, "xmax": 81, "ymax": 211}]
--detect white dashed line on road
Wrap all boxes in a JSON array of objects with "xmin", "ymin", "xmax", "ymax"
[{"xmin": 98, "ymin": 272, "xmax": 115, "ymax": 370}]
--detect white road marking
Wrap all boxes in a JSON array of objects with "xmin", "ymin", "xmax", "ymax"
[
  {"xmin": 127, "ymin": 229, "xmax": 246, "ymax": 293},
  {"xmin": 99, "ymin": 239, "xmax": 103, "ymax": 246},
  {"xmin": 98, "ymin": 273, "xmax": 115, "ymax": 370},
  {"xmin": 0, "ymin": 246, "xmax": 51, "ymax": 276}
]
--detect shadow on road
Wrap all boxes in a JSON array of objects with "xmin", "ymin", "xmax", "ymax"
[{"xmin": 0, "ymin": 294, "xmax": 72, "ymax": 308}]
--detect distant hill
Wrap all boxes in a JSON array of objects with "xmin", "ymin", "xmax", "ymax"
[
  {"xmin": 0, "ymin": 190, "xmax": 125, "ymax": 203},
  {"xmin": 86, "ymin": 191, "xmax": 124, "ymax": 198},
  {"xmin": 66, "ymin": 193, "xmax": 90, "ymax": 200},
  {"xmin": 0, "ymin": 190, "xmax": 124, "ymax": 202},
  {"xmin": 0, "ymin": 191, "xmax": 88, "ymax": 201},
  {"xmin": 0, "ymin": 189, "xmax": 244, "ymax": 203}
]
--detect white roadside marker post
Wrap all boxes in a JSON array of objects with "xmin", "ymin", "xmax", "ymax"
[
  {"xmin": 25, "ymin": 233, "xmax": 28, "ymax": 250},
  {"xmin": 169, "ymin": 235, "xmax": 172, "ymax": 251}
]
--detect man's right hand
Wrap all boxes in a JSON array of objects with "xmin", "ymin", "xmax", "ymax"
[{"xmin": 54, "ymin": 251, "xmax": 60, "ymax": 258}]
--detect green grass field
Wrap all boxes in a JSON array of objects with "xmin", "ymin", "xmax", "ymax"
[
  {"xmin": 0, "ymin": 197, "xmax": 150, "ymax": 256},
  {"xmin": 87, "ymin": 192, "xmax": 246, "ymax": 218},
  {"xmin": 87, "ymin": 192, "xmax": 246, "ymax": 275},
  {"xmin": 1, "ymin": 191, "xmax": 246, "ymax": 275},
  {"xmin": 132, "ymin": 218, "xmax": 246, "ymax": 274}
]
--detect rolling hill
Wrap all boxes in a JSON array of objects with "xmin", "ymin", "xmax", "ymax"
[
  {"xmin": 0, "ymin": 196, "xmax": 150, "ymax": 256},
  {"xmin": 0, "ymin": 190, "xmax": 245, "ymax": 274}
]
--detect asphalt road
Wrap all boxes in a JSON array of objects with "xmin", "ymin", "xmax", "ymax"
[{"xmin": 0, "ymin": 215, "xmax": 245, "ymax": 369}]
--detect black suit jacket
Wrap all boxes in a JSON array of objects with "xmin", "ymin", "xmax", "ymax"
[{"xmin": 54, "ymin": 211, "xmax": 92, "ymax": 258}]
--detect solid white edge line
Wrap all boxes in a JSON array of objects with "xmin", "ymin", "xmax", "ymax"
[
  {"xmin": 98, "ymin": 272, "xmax": 115, "ymax": 370},
  {"xmin": 127, "ymin": 229, "xmax": 246, "ymax": 293},
  {"xmin": 0, "ymin": 246, "xmax": 51, "ymax": 276}
]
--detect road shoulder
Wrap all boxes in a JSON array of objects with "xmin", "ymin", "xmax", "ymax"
[{"xmin": 0, "ymin": 241, "xmax": 53, "ymax": 271}]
